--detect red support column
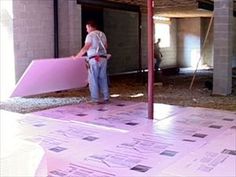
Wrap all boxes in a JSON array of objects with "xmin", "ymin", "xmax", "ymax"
[{"xmin": 147, "ymin": 0, "xmax": 154, "ymax": 119}]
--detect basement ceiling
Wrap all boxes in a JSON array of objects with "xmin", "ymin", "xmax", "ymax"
[{"xmin": 80, "ymin": 0, "xmax": 236, "ymax": 18}]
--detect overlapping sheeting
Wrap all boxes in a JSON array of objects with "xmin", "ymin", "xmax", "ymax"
[
  {"xmin": 1, "ymin": 100, "xmax": 236, "ymax": 176},
  {"xmin": 10, "ymin": 57, "xmax": 88, "ymax": 97},
  {"xmin": 160, "ymin": 128, "xmax": 236, "ymax": 177}
]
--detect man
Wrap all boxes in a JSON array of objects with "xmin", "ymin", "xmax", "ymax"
[
  {"xmin": 72, "ymin": 20, "xmax": 109, "ymax": 104},
  {"xmin": 154, "ymin": 38, "xmax": 163, "ymax": 71}
]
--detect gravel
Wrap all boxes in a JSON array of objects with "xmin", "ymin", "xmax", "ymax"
[{"xmin": 1, "ymin": 69, "xmax": 236, "ymax": 113}]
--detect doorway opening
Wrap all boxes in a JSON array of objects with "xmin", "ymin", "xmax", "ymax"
[{"xmin": 81, "ymin": 5, "xmax": 103, "ymax": 44}]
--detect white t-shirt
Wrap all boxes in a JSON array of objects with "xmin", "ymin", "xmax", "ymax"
[{"xmin": 85, "ymin": 30, "xmax": 107, "ymax": 57}]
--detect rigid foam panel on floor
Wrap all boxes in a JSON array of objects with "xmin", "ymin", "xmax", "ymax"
[
  {"xmin": 2, "ymin": 102, "xmax": 236, "ymax": 177},
  {"xmin": 160, "ymin": 128, "xmax": 236, "ymax": 177},
  {"xmin": 33, "ymin": 101, "xmax": 184, "ymax": 132},
  {"xmin": 33, "ymin": 100, "xmax": 137, "ymax": 119}
]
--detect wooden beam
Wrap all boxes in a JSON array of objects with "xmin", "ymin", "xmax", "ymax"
[
  {"xmin": 77, "ymin": 0, "xmax": 140, "ymax": 12},
  {"xmin": 197, "ymin": 0, "xmax": 236, "ymax": 17}
]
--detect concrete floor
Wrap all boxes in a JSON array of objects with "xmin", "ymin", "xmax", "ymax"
[{"xmin": 1, "ymin": 99, "xmax": 236, "ymax": 177}]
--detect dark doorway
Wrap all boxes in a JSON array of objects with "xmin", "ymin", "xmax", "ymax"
[
  {"xmin": 81, "ymin": 5, "xmax": 103, "ymax": 44},
  {"xmin": 79, "ymin": 1, "xmax": 141, "ymax": 75}
]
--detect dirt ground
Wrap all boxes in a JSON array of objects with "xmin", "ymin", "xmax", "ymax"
[{"xmin": 107, "ymin": 69, "xmax": 236, "ymax": 111}]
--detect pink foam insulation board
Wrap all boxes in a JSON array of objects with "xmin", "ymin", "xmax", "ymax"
[
  {"xmin": 2, "ymin": 103, "xmax": 236, "ymax": 177},
  {"xmin": 11, "ymin": 57, "xmax": 88, "ymax": 97}
]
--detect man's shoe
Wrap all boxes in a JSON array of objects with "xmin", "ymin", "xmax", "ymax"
[
  {"xmin": 103, "ymin": 99, "xmax": 110, "ymax": 104},
  {"xmin": 97, "ymin": 99, "xmax": 110, "ymax": 104}
]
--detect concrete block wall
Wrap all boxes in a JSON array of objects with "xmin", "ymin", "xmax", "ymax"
[
  {"xmin": 68, "ymin": 2, "xmax": 82, "ymax": 56},
  {"xmin": 201, "ymin": 17, "xmax": 214, "ymax": 67},
  {"xmin": 177, "ymin": 18, "xmax": 201, "ymax": 68},
  {"xmin": 58, "ymin": 0, "xmax": 81, "ymax": 57},
  {"xmin": 13, "ymin": 0, "xmax": 54, "ymax": 82},
  {"xmin": 58, "ymin": 0, "xmax": 69, "ymax": 57},
  {"xmin": 233, "ymin": 17, "xmax": 236, "ymax": 67},
  {"xmin": 161, "ymin": 19, "xmax": 177, "ymax": 68},
  {"xmin": 198, "ymin": 16, "xmax": 235, "ymax": 68},
  {"xmin": 213, "ymin": 0, "xmax": 233, "ymax": 95},
  {"xmin": 141, "ymin": 16, "xmax": 177, "ymax": 69}
]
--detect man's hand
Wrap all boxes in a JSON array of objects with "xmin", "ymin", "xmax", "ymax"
[
  {"xmin": 71, "ymin": 55, "xmax": 78, "ymax": 60},
  {"xmin": 107, "ymin": 54, "xmax": 112, "ymax": 59}
]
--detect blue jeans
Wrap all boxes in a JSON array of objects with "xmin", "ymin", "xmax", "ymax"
[{"xmin": 88, "ymin": 58, "xmax": 109, "ymax": 102}]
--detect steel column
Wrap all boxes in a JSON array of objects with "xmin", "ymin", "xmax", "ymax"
[{"xmin": 147, "ymin": 0, "xmax": 154, "ymax": 119}]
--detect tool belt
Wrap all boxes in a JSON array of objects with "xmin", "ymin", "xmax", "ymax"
[{"xmin": 89, "ymin": 55, "xmax": 107, "ymax": 62}]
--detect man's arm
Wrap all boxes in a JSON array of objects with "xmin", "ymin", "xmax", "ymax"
[
  {"xmin": 73, "ymin": 42, "xmax": 91, "ymax": 59},
  {"xmin": 160, "ymin": 51, "xmax": 163, "ymax": 58}
]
